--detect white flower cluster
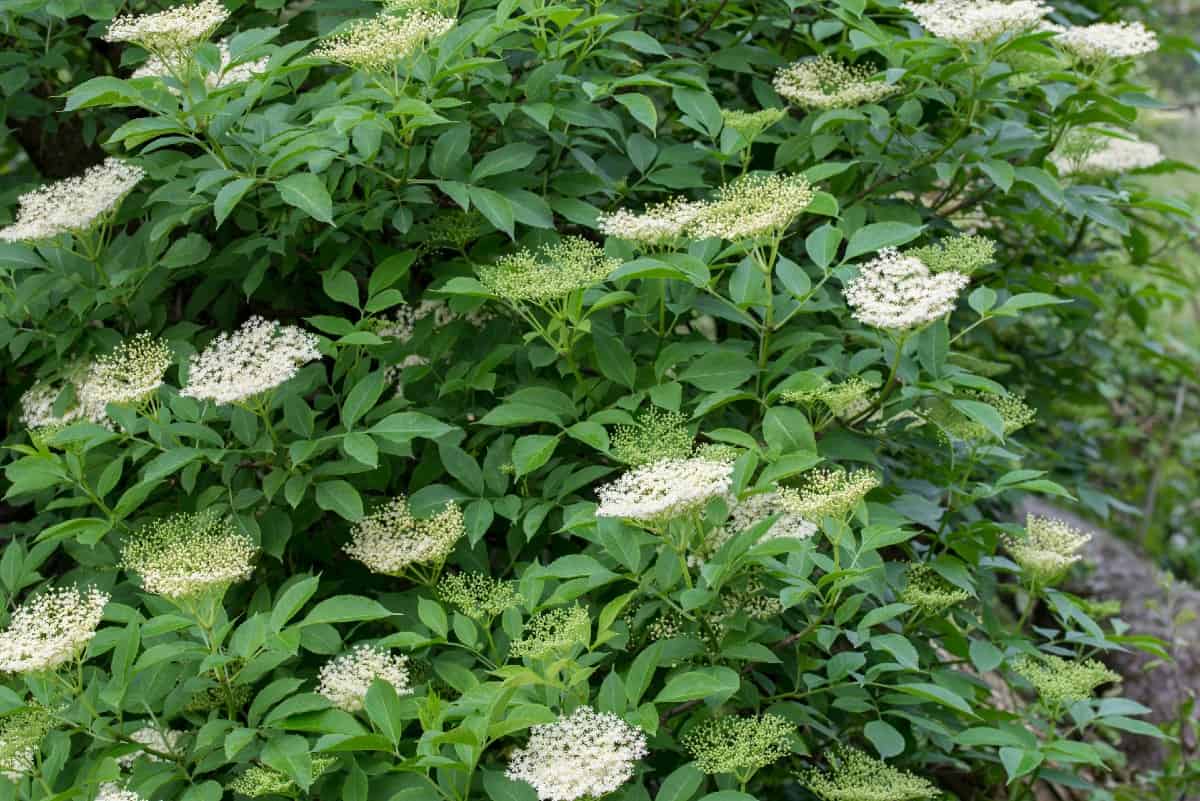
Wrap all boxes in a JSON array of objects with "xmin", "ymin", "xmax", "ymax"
[
  {"xmin": 96, "ymin": 783, "xmax": 146, "ymax": 801},
  {"xmin": 120, "ymin": 510, "xmax": 257, "ymax": 599},
  {"xmin": 344, "ymin": 497, "xmax": 465, "ymax": 577},
  {"xmin": 1053, "ymin": 21, "xmax": 1158, "ymax": 63},
  {"xmin": 1052, "ymin": 134, "xmax": 1164, "ymax": 177},
  {"xmin": 312, "ymin": 11, "xmax": 454, "ymax": 72},
  {"xmin": 0, "ymin": 586, "xmax": 108, "ymax": 674},
  {"xmin": 597, "ymin": 199, "xmax": 705, "ymax": 247},
  {"xmin": 19, "ymin": 375, "xmax": 87, "ymax": 430},
  {"xmin": 774, "ymin": 56, "xmax": 900, "ymax": 109},
  {"xmin": 105, "ymin": 0, "xmax": 229, "ymax": 55},
  {"xmin": 695, "ymin": 490, "xmax": 816, "ymax": 565},
  {"xmin": 904, "ymin": 0, "xmax": 1050, "ymax": 43},
  {"xmin": 317, "ymin": 644, "xmax": 411, "ymax": 712},
  {"xmin": 181, "ymin": 317, "xmax": 321, "ymax": 405},
  {"xmin": 0, "ymin": 158, "xmax": 144, "ymax": 243},
  {"xmin": 78, "ymin": 333, "xmax": 173, "ymax": 420},
  {"xmin": 506, "ymin": 707, "xmax": 648, "ymax": 801},
  {"xmin": 844, "ymin": 248, "xmax": 969, "ymax": 330},
  {"xmin": 690, "ymin": 173, "xmax": 815, "ymax": 241},
  {"xmin": 595, "ymin": 458, "xmax": 734, "ymax": 526},
  {"xmin": 117, "ymin": 726, "xmax": 183, "ymax": 768},
  {"xmin": 133, "ymin": 41, "xmax": 268, "ymax": 90}
]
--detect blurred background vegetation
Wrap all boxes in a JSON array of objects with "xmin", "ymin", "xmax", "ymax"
[{"xmin": 1050, "ymin": 0, "xmax": 1200, "ymax": 582}]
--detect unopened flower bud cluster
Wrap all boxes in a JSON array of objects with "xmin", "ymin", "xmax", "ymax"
[
  {"xmin": 120, "ymin": 510, "xmax": 257, "ymax": 599},
  {"xmin": 779, "ymin": 467, "xmax": 880, "ymax": 520},
  {"xmin": 683, "ymin": 714, "xmax": 795, "ymax": 775},
  {"xmin": 800, "ymin": 746, "xmax": 939, "ymax": 801},
  {"xmin": 480, "ymin": 237, "xmax": 620, "ymax": 303},
  {"xmin": 774, "ymin": 56, "xmax": 900, "ymax": 109},
  {"xmin": 1011, "ymin": 654, "xmax": 1119, "ymax": 711},
  {"xmin": 510, "ymin": 606, "xmax": 590, "ymax": 659},
  {"xmin": 438, "ymin": 572, "xmax": 523, "ymax": 620},
  {"xmin": 312, "ymin": 11, "xmax": 454, "ymax": 72},
  {"xmin": 611, "ymin": 408, "xmax": 695, "ymax": 466}
]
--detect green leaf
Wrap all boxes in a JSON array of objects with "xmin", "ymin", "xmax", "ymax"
[
  {"xmin": 951, "ymin": 399, "xmax": 1005, "ymax": 440},
  {"xmin": 364, "ymin": 681, "xmax": 406, "ymax": 745},
  {"xmin": 615, "ymin": 93, "xmax": 658, "ymax": 133},
  {"xmin": 370, "ymin": 412, "xmax": 454, "ymax": 443},
  {"xmin": 315, "ymin": 480, "xmax": 363, "ymax": 521},
  {"xmin": 678, "ymin": 351, "xmax": 756, "ymax": 392},
  {"xmin": 277, "ymin": 173, "xmax": 334, "ymax": 225},
  {"xmin": 512, "ymin": 435, "xmax": 559, "ymax": 477},
  {"xmin": 655, "ymin": 666, "xmax": 740, "ymax": 703},
  {"xmin": 471, "ymin": 143, "xmax": 538, "ymax": 183},
  {"xmin": 895, "ymin": 682, "xmax": 977, "ymax": 717},
  {"xmin": 672, "ymin": 88, "xmax": 723, "ymax": 137},
  {"xmin": 864, "ymin": 720, "xmax": 905, "ymax": 758},
  {"xmin": 300, "ymin": 595, "xmax": 393, "ymax": 626},
  {"xmin": 843, "ymin": 222, "xmax": 924, "ymax": 261},
  {"xmin": 214, "ymin": 178, "xmax": 256, "ymax": 227},
  {"xmin": 417, "ymin": 597, "xmax": 449, "ymax": 637},
  {"xmin": 999, "ymin": 747, "xmax": 1043, "ymax": 783},
  {"xmin": 468, "ymin": 186, "xmax": 515, "ymax": 238},
  {"xmin": 270, "ymin": 576, "xmax": 321, "ymax": 631},
  {"xmin": 342, "ymin": 371, "xmax": 387, "ymax": 428},
  {"xmin": 656, "ymin": 765, "xmax": 704, "ymax": 801},
  {"xmin": 762, "ymin": 407, "xmax": 816, "ymax": 456},
  {"xmin": 968, "ymin": 639, "xmax": 1004, "ymax": 672},
  {"xmin": 261, "ymin": 735, "xmax": 313, "ymax": 790},
  {"xmin": 142, "ymin": 448, "xmax": 201, "ymax": 483}
]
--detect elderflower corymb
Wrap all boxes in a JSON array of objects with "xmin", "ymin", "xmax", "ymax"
[
  {"xmin": 844, "ymin": 249, "xmax": 969, "ymax": 330},
  {"xmin": 904, "ymin": 0, "xmax": 1050, "ymax": 43},
  {"xmin": 0, "ymin": 708, "xmax": 53, "ymax": 781},
  {"xmin": 697, "ymin": 490, "xmax": 817, "ymax": 563},
  {"xmin": 721, "ymin": 107, "xmax": 786, "ymax": 142},
  {"xmin": 690, "ymin": 173, "xmax": 814, "ymax": 241},
  {"xmin": 437, "ymin": 573, "xmax": 523, "ymax": 621},
  {"xmin": 317, "ymin": 644, "xmax": 411, "ymax": 712},
  {"xmin": 344, "ymin": 497, "xmax": 464, "ymax": 578},
  {"xmin": 510, "ymin": 606, "xmax": 591, "ymax": 659},
  {"xmin": 506, "ymin": 707, "xmax": 648, "ymax": 801},
  {"xmin": 683, "ymin": 714, "xmax": 796, "ymax": 776},
  {"xmin": 78, "ymin": 333, "xmax": 173, "ymax": 420},
  {"xmin": 1004, "ymin": 515, "xmax": 1091, "ymax": 584},
  {"xmin": 1011, "ymin": 654, "xmax": 1119, "ymax": 711},
  {"xmin": 595, "ymin": 457, "xmax": 734, "ymax": 525},
  {"xmin": 611, "ymin": 408, "xmax": 694, "ymax": 466},
  {"xmin": 120, "ymin": 510, "xmax": 257, "ymax": 599},
  {"xmin": 312, "ymin": 11, "xmax": 454, "ymax": 71},
  {"xmin": 180, "ymin": 317, "xmax": 321, "ymax": 405},
  {"xmin": 96, "ymin": 784, "xmax": 145, "ymax": 801},
  {"xmin": 479, "ymin": 237, "xmax": 619, "ymax": 303},
  {"xmin": 1053, "ymin": 21, "xmax": 1158, "ymax": 63},
  {"xmin": 105, "ymin": 0, "xmax": 229, "ymax": 55},
  {"xmin": 800, "ymin": 746, "xmax": 940, "ymax": 801},
  {"xmin": 900, "ymin": 563, "xmax": 971, "ymax": 615},
  {"xmin": 0, "ymin": 159, "xmax": 144, "ymax": 243},
  {"xmin": 597, "ymin": 199, "xmax": 705, "ymax": 248},
  {"xmin": 0, "ymin": 586, "xmax": 108, "ymax": 674},
  {"xmin": 227, "ymin": 756, "xmax": 338, "ymax": 798},
  {"xmin": 779, "ymin": 467, "xmax": 880, "ymax": 520},
  {"xmin": 774, "ymin": 56, "xmax": 900, "ymax": 109}
]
